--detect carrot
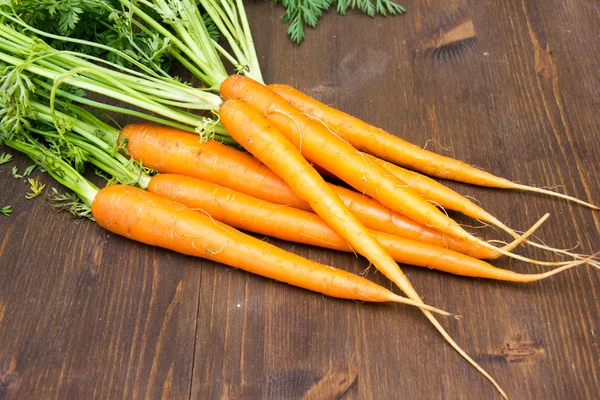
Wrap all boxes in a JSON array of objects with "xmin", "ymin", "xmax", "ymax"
[
  {"xmin": 220, "ymin": 76, "xmax": 474, "ymax": 242},
  {"xmin": 269, "ymin": 83, "xmax": 599, "ymax": 210},
  {"xmin": 366, "ymin": 154, "xmax": 599, "ymax": 263},
  {"xmin": 118, "ymin": 124, "xmax": 309, "ymax": 211},
  {"xmin": 119, "ymin": 123, "xmax": 502, "ymax": 259},
  {"xmin": 8, "ymin": 130, "xmax": 450, "ymax": 314},
  {"xmin": 331, "ymin": 184, "xmax": 504, "ymax": 259},
  {"xmin": 220, "ymin": 75, "xmax": 569, "ymax": 267},
  {"xmin": 148, "ymin": 173, "xmax": 583, "ymax": 282},
  {"xmin": 217, "ymin": 98, "xmax": 507, "ymax": 398},
  {"xmin": 91, "ymin": 184, "xmax": 447, "ymax": 312},
  {"xmin": 366, "ymin": 154, "xmax": 511, "ymax": 227}
]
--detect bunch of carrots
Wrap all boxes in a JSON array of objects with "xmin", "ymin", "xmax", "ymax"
[{"xmin": 0, "ymin": 1, "xmax": 598, "ymax": 397}]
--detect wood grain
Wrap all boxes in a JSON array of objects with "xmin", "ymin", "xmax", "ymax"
[{"xmin": 1, "ymin": 0, "xmax": 599, "ymax": 399}]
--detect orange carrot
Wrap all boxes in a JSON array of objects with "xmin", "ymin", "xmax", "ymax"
[
  {"xmin": 119, "ymin": 123, "xmax": 500, "ymax": 259},
  {"xmin": 220, "ymin": 75, "xmax": 481, "ymax": 246},
  {"xmin": 148, "ymin": 173, "xmax": 581, "ymax": 282},
  {"xmin": 269, "ymin": 83, "xmax": 599, "ymax": 210},
  {"xmin": 221, "ymin": 75, "xmax": 568, "ymax": 269},
  {"xmin": 366, "ymin": 154, "xmax": 599, "ymax": 262},
  {"xmin": 366, "ymin": 154, "xmax": 510, "ymax": 227},
  {"xmin": 332, "ymin": 184, "xmax": 502, "ymax": 259},
  {"xmin": 92, "ymin": 184, "xmax": 447, "ymax": 312},
  {"xmin": 218, "ymin": 98, "xmax": 507, "ymax": 397},
  {"xmin": 119, "ymin": 124, "xmax": 309, "ymax": 210}
]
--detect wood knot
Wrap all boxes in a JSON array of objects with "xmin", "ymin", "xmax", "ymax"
[
  {"xmin": 501, "ymin": 342, "xmax": 544, "ymax": 363},
  {"xmin": 301, "ymin": 365, "xmax": 358, "ymax": 400},
  {"xmin": 421, "ymin": 5, "xmax": 477, "ymax": 60}
]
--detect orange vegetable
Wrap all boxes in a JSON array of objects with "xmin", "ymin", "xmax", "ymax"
[
  {"xmin": 92, "ymin": 184, "xmax": 446, "ymax": 311},
  {"xmin": 269, "ymin": 83, "xmax": 598, "ymax": 210},
  {"xmin": 149, "ymin": 173, "xmax": 579, "ymax": 282},
  {"xmin": 218, "ymin": 98, "xmax": 506, "ymax": 398},
  {"xmin": 221, "ymin": 76, "xmax": 482, "ymax": 245},
  {"xmin": 119, "ymin": 123, "xmax": 500, "ymax": 259}
]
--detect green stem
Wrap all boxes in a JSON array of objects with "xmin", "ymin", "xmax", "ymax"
[
  {"xmin": 5, "ymin": 138, "xmax": 99, "ymax": 206},
  {"xmin": 33, "ymin": 128, "xmax": 150, "ymax": 189},
  {"xmin": 116, "ymin": 0, "xmax": 229, "ymax": 87},
  {"xmin": 235, "ymin": 0, "xmax": 263, "ymax": 83},
  {"xmin": 33, "ymin": 79, "xmax": 197, "ymax": 135}
]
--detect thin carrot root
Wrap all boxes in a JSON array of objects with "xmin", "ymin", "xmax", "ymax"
[
  {"xmin": 520, "ymin": 241, "xmax": 600, "ymax": 270},
  {"xmin": 388, "ymin": 297, "xmax": 453, "ymax": 316},
  {"xmin": 454, "ymin": 202, "xmax": 598, "ymax": 267},
  {"xmin": 511, "ymin": 183, "xmax": 599, "ymax": 210},
  {"xmin": 387, "ymin": 295, "xmax": 454, "ymax": 316},
  {"xmin": 490, "ymin": 212, "xmax": 600, "ymax": 268},
  {"xmin": 519, "ymin": 253, "xmax": 600, "ymax": 282},
  {"xmin": 423, "ymin": 311, "xmax": 508, "ymax": 399},
  {"xmin": 478, "ymin": 237, "xmax": 585, "ymax": 267},
  {"xmin": 459, "ymin": 214, "xmax": 592, "ymax": 267},
  {"xmin": 498, "ymin": 213, "xmax": 550, "ymax": 253}
]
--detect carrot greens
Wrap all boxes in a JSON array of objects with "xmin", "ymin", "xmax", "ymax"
[
  {"xmin": 0, "ymin": 153, "xmax": 12, "ymax": 164},
  {"xmin": 0, "ymin": 205, "xmax": 12, "ymax": 216},
  {"xmin": 275, "ymin": 0, "xmax": 406, "ymax": 43},
  {"xmin": 2, "ymin": 0, "xmax": 263, "ymax": 85},
  {"xmin": 25, "ymin": 177, "xmax": 46, "ymax": 199}
]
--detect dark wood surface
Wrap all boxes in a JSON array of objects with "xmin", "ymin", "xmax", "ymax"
[{"xmin": 1, "ymin": 0, "xmax": 599, "ymax": 398}]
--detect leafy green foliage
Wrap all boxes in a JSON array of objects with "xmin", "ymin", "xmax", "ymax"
[
  {"xmin": 0, "ymin": 65, "xmax": 37, "ymax": 143},
  {"xmin": 11, "ymin": 164, "xmax": 35, "ymax": 179},
  {"xmin": 26, "ymin": 177, "xmax": 46, "ymax": 199},
  {"xmin": 0, "ymin": 153, "xmax": 12, "ymax": 164},
  {"xmin": 4, "ymin": 0, "xmax": 115, "ymax": 43},
  {"xmin": 45, "ymin": 132, "xmax": 88, "ymax": 173},
  {"xmin": 2, "ymin": 0, "xmax": 175, "ymax": 72},
  {"xmin": 11, "ymin": 166, "xmax": 23, "ymax": 178},
  {"xmin": 273, "ymin": 0, "xmax": 406, "ymax": 43},
  {"xmin": 203, "ymin": 12, "xmax": 221, "ymax": 42},
  {"xmin": 0, "ymin": 205, "xmax": 13, "ymax": 216},
  {"xmin": 23, "ymin": 164, "xmax": 36, "ymax": 176},
  {"xmin": 48, "ymin": 187, "xmax": 93, "ymax": 218}
]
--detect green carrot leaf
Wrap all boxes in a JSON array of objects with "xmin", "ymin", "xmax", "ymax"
[
  {"xmin": 0, "ymin": 205, "xmax": 13, "ymax": 216},
  {"xmin": 0, "ymin": 153, "xmax": 12, "ymax": 165},
  {"xmin": 25, "ymin": 177, "xmax": 46, "ymax": 199},
  {"xmin": 23, "ymin": 164, "xmax": 36, "ymax": 177},
  {"xmin": 11, "ymin": 166, "xmax": 24, "ymax": 179},
  {"xmin": 48, "ymin": 188, "xmax": 93, "ymax": 219},
  {"xmin": 273, "ymin": 0, "xmax": 405, "ymax": 43}
]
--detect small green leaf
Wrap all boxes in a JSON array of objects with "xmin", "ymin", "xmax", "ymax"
[
  {"xmin": 23, "ymin": 164, "xmax": 36, "ymax": 177},
  {"xmin": 274, "ymin": 0, "xmax": 405, "ymax": 43},
  {"xmin": 0, "ymin": 205, "xmax": 13, "ymax": 216},
  {"xmin": 25, "ymin": 178, "xmax": 46, "ymax": 199},
  {"xmin": 0, "ymin": 153, "xmax": 13, "ymax": 165},
  {"xmin": 11, "ymin": 166, "xmax": 24, "ymax": 179},
  {"xmin": 48, "ymin": 188, "xmax": 93, "ymax": 219}
]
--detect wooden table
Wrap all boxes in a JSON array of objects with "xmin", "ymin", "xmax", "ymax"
[{"xmin": 1, "ymin": 1, "xmax": 599, "ymax": 398}]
